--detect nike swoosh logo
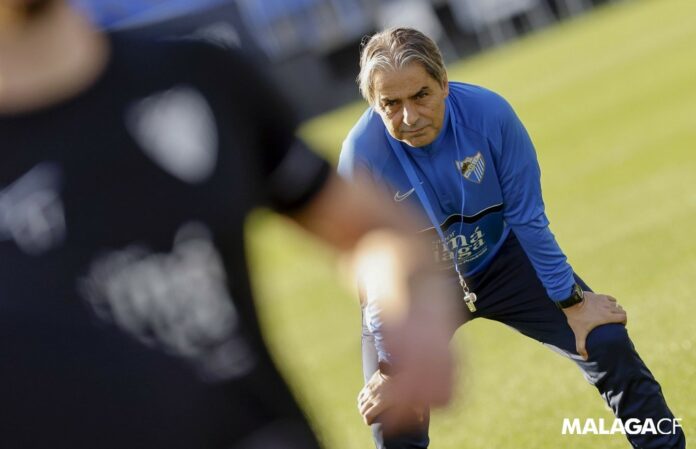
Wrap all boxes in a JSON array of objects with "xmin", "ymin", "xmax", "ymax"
[{"xmin": 394, "ymin": 187, "xmax": 415, "ymax": 202}]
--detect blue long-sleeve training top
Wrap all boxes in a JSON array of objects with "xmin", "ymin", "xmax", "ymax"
[{"xmin": 338, "ymin": 82, "xmax": 575, "ymax": 302}]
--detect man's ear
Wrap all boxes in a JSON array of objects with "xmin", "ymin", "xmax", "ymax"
[{"xmin": 442, "ymin": 73, "xmax": 449, "ymax": 96}]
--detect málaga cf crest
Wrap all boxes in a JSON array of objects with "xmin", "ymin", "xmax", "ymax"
[{"xmin": 456, "ymin": 152, "xmax": 485, "ymax": 184}]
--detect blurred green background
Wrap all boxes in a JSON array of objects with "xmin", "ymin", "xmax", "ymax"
[{"xmin": 247, "ymin": 0, "xmax": 696, "ymax": 447}]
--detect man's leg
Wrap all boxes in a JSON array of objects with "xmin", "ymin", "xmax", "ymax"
[
  {"xmin": 361, "ymin": 305, "xmax": 431, "ymax": 449},
  {"xmin": 472, "ymin": 233, "xmax": 685, "ymax": 449},
  {"xmin": 518, "ymin": 307, "xmax": 684, "ymax": 449},
  {"xmin": 568, "ymin": 324, "xmax": 683, "ymax": 446}
]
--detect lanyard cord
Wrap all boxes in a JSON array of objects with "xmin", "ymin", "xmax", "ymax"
[{"xmin": 452, "ymin": 111, "xmax": 474, "ymax": 299}]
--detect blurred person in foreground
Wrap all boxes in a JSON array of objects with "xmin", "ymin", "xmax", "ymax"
[
  {"xmin": 339, "ymin": 27, "xmax": 685, "ymax": 449},
  {"xmin": 0, "ymin": 3, "xmax": 460, "ymax": 448}
]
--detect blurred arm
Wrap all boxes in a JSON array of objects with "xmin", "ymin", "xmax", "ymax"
[
  {"xmin": 288, "ymin": 172, "xmax": 459, "ymax": 422},
  {"xmin": 289, "ymin": 171, "xmax": 416, "ymax": 250}
]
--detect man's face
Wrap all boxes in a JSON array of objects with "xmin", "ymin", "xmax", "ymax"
[{"xmin": 373, "ymin": 63, "xmax": 449, "ymax": 148}]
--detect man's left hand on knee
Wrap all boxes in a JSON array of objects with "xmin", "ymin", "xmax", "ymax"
[{"xmin": 562, "ymin": 292, "xmax": 628, "ymax": 360}]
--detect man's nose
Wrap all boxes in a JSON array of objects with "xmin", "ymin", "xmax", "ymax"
[{"xmin": 402, "ymin": 102, "xmax": 419, "ymax": 127}]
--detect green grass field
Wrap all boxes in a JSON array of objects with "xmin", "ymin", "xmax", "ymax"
[{"xmin": 247, "ymin": 0, "xmax": 696, "ymax": 447}]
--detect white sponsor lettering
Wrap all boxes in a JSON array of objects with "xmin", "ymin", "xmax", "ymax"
[
  {"xmin": 0, "ymin": 163, "xmax": 66, "ymax": 255},
  {"xmin": 432, "ymin": 225, "xmax": 487, "ymax": 267},
  {"xmin": 80, "ymin": 222, "xmax": 255, "ymax": 382}
]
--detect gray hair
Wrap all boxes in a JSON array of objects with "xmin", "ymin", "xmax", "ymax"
[{"xmin": 357, "ymin": 27, "xmax": 447, "ymax": 106}]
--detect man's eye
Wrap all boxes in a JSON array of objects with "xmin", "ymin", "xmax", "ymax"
[
  {"xmin": 383, "ymin": 100, "xmax": 396, "ymax": 108},
  {"xmin": 416, "ymin": 92, "xmax": 428, "ymax": 99}
]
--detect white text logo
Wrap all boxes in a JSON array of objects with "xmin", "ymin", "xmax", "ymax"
[{"xmin": 561, "ymin": 418, "xmax": 683, "ymax": 435}]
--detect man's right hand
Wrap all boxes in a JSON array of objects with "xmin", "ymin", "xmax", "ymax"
[
  {"xmin": 358, "ymin": 370, "xmax": 429, "ymax": 431},
  {"xmin": 358, "ymin": 370, "xmax": 398, "ymax": 425},
  {"xmin": 562, "ymin": 291, "xmax": 627, "ymax": 360}
]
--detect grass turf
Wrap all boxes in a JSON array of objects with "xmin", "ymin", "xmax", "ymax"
[{"xmin": 246, "ymin": 0, "xmax": 696, "ymax": 447}]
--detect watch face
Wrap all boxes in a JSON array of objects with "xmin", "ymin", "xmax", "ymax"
[
  {"xmin": 573, "ymin": 284, "xmax": 584, "ymax": 300},
  {"xmin": 556, "ymin": 285, "xmax": 584, "ymax": 309}
]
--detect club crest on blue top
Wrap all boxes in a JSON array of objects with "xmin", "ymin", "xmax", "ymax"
[{"xmin": 456, "ymin": 152, "xmax": 485, "ymax": 184}]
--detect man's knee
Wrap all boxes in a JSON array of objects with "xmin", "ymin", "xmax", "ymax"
[
  {"xmin": 584, "ymin": 324, "xmax": 648, "ymax": 381},
  {"xmin": 586, "ymin": 323, "xmax": 633, "ymax": 355}
]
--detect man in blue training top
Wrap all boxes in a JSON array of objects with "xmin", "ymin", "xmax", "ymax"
[{"xmin": 338, "ymin": 27, "xmax": 685, "ymax": 449}]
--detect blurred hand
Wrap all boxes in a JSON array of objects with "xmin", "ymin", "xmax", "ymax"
[
  {"xmin": 562, "ymin": 291, "xmax": 627, "ymax": 360},
  {"xmin": 291, "ymin": 175, "xmax": 460, "ymax": 432},
  {"xmin": 355, "ymin": 231, "xmax": 459, "ymax": 431},
  {"xmin": 357, "ymin": 298, "xmax": 455, "ymax": 427}
]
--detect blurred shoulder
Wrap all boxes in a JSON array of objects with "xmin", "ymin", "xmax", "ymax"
[
  {"xmin": 108, "ymin": 31, "xmax": 255, "ymax": 83},
  {"xmin": 338, "ymin": 107, "xmax": 391, "ymax": 178}
]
